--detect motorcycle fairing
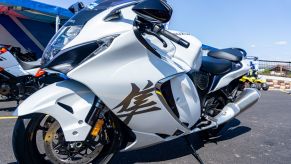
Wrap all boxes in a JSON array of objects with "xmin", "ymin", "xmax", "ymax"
[
  {"xmin": 210, "ymin": 60, "xmax": 250, "ymax": 93},
  {"xmin": 68, "ymin": 30, "xmax": 192, "ymax": 136},
  {"xmin": 0, "ymin": 51, "xmax": 28, "ymax": 77},
  {"xmin": 14, "ymin": 3, "xmax": 203, "ymax": 149},
  {"xmin": 14, "ymin": 80, "xmax": 95, "ymax": 141}
]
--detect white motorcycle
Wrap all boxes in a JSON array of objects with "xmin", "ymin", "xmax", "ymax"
[
  {"xmin": 0, "ymin": 45, "xmax": 42, "ymax": 103},
  {"xmin": 12, "ymin": 0, "xmax": 260, "ymax": 163}
]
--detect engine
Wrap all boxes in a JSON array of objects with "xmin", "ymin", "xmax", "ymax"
[{"xmin": 0, "ymin": 83, "xmax": 11, "ymax": 96}]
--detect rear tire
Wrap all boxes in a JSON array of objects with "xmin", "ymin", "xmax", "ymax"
[
  {"xmin": 13, "ymin": 113, "xmax": 122, "ymax": 164},
  {"xmin": 256, "ymin": 83, "xmax": 262, "ymax": 90}
]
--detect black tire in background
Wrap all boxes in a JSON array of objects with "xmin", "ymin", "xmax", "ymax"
[
  {"xmin": 256, "ymin": 83, "xmax": 262, "ymax": 90},
  {"xmin": 262, "ymin": 83, "xmax": 269, "ymax": 91}
]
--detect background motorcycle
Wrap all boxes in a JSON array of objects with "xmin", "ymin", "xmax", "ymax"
[
  {"xmin": 12, "ymin": 0, "xmax": 260, "ymax": 163},
  {"xmin": 0, "ymin": 44, "xmax": 42, "ymax": 103}
]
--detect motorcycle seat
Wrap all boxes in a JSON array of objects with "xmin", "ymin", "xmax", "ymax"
[
  {"xmin": 208, "ymin": 48, "xmax": 245, "ymax": 62},
  {"xmin": 201, "ymin": 56, "xmax": 232, "ymax": 75},
  {"xmin": 17, "ymin": 58, "xmax": 41, "ymax": 70}
]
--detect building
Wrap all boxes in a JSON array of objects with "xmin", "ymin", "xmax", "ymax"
[{"xmin": 0, "ymin": 0, "xmax": 72, "ymax": 58}]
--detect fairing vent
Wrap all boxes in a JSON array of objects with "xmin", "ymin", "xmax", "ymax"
[
  {"xmin": 160, "ymin": 81, "xmax": 180, "ymax": 118},
  {"xmin": 192, "ymin": 72, "xmax": 209, "ymax": 91}
]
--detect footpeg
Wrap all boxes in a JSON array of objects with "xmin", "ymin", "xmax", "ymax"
[{"xmin": 205, "ymin": 116, "xmax": 218, "ymax": 128}]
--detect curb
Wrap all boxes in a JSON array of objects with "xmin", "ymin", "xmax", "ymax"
[
  {"xmin": 266, "ymin": 79, "xmax": 291, "ymax": 90},
  {"xmin": 279, "ymin": 90, "xmax": 291, "ymax": 95}
]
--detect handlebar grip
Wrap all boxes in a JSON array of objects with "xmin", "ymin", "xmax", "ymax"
[{"xmin": 159, "ymin": 29, "xmax": 190, "ymax": 48}]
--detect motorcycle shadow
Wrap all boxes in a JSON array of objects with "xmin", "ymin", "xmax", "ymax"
[
  {"xmin": 0, "ymin": 107, "xmax": 16, "ymax": 112},
  {"xmin": 111, "ymin": 118, "xmax": 251, "ymax": 164},
  {"xmin": 0, "ymin": 101, "xmax": 17, "ymax": 112}
]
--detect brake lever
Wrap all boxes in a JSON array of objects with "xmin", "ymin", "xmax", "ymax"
[{"xmin": 144, "ymin": 29, "xmax": 168, "ymax": 48}]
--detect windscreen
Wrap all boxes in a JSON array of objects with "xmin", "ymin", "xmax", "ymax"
[
  {"xmin": 42, "ymin": 0, "xmax": 139, "ymax": 65},
  {"xmin": 89, "ymin": 0, "xmax": 138, "ymax": 10}
]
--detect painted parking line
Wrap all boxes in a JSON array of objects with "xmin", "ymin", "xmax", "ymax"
[{"xmin": 0, "ymin": 116, "xmax": 18, "ymax": 120}]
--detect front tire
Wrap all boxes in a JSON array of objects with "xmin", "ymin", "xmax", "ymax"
[
  {"xmin": 13, "ymin": 113, "xmax": 122, "ymax": 164},
  {"xmin": 256, "ymin": 83, "xmax": 262, "ymax": 90},
  {"xmin": 262, "ymin": 83, "xmax": 269, "ymax": 91}
]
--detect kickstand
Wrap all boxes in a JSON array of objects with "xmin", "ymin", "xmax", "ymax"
[{"xmin": 184, "ymin": 135, "xmax": 204, "ymax": 164}]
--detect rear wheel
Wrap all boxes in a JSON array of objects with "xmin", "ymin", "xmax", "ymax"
[{"xmin": 13, "ymin": 113, "xmax": 122, "ymax": 164}]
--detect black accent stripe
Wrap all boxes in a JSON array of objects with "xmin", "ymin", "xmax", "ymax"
[
  {"xmin": 0, "ymin": 70, "xmax": 17, "ymax": 83},
  {"xmin": 85, "ymin": 97, "xmax": 99, "ymax": 126},
  {"xmin": 209, "ymin": 75, "xmax": 223, "ymax": 92},
  {"xmin": 57, "ymin": 102, "xmax": 74, "ymax": 114},
  {"xmin": 44, "ymin": 41, "xmax": 99, "ymax": 73},
  {"xmin": 65, "ymin": 9, "xmax": 105, "ymax": 26},
  {"xmin": 156, "ymin": 133, "xmax": 170, "ymax": 139},
  {"xmin": 173, "ymin": 129, "xmax": 184, "ymax": 136},
  {"xmin": 160, "ymin": 80, "xmax": 180, "ymax": 118}
]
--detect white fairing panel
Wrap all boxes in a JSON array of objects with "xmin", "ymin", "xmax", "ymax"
[
  {"xmin": 68, "ymin": 30, "xmax": 190, "ymax": 137},
  {"xmin": 143, "ymin": 32, "xmax": 202, "ymax": 72},
  {"xmin": 170, "ymin": 74, "xmax": 201, "ymax": 128},
  {"xmin": 0, "ymin": 51, "xmax": 19, "ymax": 68},
  {"xmin": 63, "ymin": 5, "xmax": 136, "ymax": 50},
  {"xmin": 0, "ymin": 51, "xmax": 28, "ymax": 76},
  {"xmin": 171, "ymin": 32, "xmax": 202, "ymax": 71},
  {"xmin": 5, "ymin": 65, "xmax": 28, "ymax": 77},
  {"xmin": 21, "ymin": 3, "xmax": 203, "ymax": 149},
  {"xmin": 14, "ymin": 80, "xmax": 94, "ymax": 141},
  {"xmin": 211, "ymin": 60, "xmax": 250, "ymax": 92}
]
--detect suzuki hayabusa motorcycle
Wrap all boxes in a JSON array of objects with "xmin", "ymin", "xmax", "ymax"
[
  {"xmin": 12, "ymin": 0, "xmax": 260, "ymax": 163},
  {"xmin": 0, "ymin": 45, "xmax": 43, "ymax": 103}
]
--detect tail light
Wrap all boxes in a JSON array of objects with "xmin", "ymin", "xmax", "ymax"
[
  {"xmin": 0, "ymin": 47, "xmax": 7, "ymax": 54},
  {"xmin": 0, "ymin": 67, "xmax": 4, "ymax": 72}
]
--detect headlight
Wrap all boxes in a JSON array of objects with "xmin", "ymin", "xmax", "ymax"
[
  {"xmin": 42, "ymin": 25, "xmax": 83, "ymax": 65},
  {"xmin": 44, "ymin": 35, "xmax": 119, "ymax": 74}
]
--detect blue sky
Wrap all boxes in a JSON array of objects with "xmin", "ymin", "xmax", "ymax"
[{"xmin": 36, "ymin": 0, "xmax": 291, "ymax": 61}]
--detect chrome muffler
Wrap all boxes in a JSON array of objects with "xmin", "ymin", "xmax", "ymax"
[
  {"xmin": 193, "ymin": 88, "xmax": 260, "ymax": 132},
  {"xmin": 215, "ymin": 88, "xmax": 260, "ymax": 125}
]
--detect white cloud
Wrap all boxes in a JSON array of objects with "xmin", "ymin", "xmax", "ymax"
[
  {"xmin": 274, "ymin": 41, "xmax": 288, "ymax": 45},
  {"xmin": 250, "ymin": 44, "xmax": 256, "ymax": 48}
]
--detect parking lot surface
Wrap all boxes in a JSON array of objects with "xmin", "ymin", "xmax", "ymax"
[{"xmin": 0, "ymin": 91, "xmax": 291, "ymax": 164}]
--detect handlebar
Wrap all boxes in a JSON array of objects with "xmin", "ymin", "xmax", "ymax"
[{"xmin": 153, "ymin": 25, "xmax": 190, "ymax": 48}]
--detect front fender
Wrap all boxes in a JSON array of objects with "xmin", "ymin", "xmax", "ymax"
[{"xmin": 13, "ymin": 80, "xmax": 95, "ymax": 141}]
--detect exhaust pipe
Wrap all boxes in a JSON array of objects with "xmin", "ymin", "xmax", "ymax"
[
  {"xmin": 215, "ymin": 88, "xmax": 260, "ymax": 125},
  {"xmin": 193, "ymin": 88, "xmax": 260, "ymax": 132}
]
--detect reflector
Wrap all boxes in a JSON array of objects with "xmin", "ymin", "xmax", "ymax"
[{"xmin": 0, "ymin": 47, "xmax": 7, "ymax": 54}]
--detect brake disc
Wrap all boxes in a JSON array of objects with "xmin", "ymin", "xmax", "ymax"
[{"xmin": 43, "ymin": 120, "xmax": 104, "ymax": 164}]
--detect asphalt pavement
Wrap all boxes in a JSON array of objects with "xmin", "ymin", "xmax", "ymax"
[{"xmin": 0, "ymin": 91, "xmax": 291, "ymax": 164}]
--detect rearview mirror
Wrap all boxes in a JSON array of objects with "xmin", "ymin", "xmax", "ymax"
[
  {"xmin": 132, "ymin": 0, "xmax": 172, "ymax": 23},
  {"xmin": 68, "ymin": 2, "xmax": 85, "ymax": 14}
]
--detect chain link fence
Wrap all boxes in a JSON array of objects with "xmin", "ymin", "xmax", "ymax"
[{"xmin": 258, "ymin": 60, "xmax": 291, "ymax": 77}]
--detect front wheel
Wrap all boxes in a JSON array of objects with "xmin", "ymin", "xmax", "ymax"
[
  {"xmin": 262, "ymin": 83, "xmax": 269, "ymax": 91},
  {"xmin": 13, "ymin": 113, "xmax": 122, "ymax": 164}
]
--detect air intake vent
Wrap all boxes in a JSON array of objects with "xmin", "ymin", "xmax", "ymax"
[{"xmin": 192, "ymin": 72, "xmax": 209, "ymax": 90}]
